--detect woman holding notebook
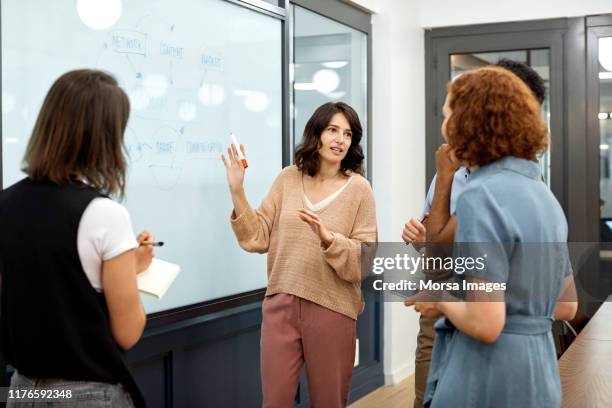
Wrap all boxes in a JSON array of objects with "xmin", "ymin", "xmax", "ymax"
[
  {"xmin": 0, "ymin": 69, "xmax": 153, "ymax": 407},
  {"xmin": 222, "ymin": 102, "xmax": 377, "ymax": 407}
]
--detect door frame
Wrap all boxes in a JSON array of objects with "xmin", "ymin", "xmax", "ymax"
[
  {"xmin": 425, "ymin": 18, "xmax": 588, "ymax": 243},
  {"xmin": 586, "ymin": 20, "xmax": 612, "ymax": 245},
  {"xmin": 424, "ymin": 18, "xmax": 606, "ymax": 319}
]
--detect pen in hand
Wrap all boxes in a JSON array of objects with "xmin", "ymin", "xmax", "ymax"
[{"xmin": 140, "ymin": 241, "xmax": 164, "ymax": 247}]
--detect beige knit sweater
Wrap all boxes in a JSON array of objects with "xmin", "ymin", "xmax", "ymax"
[{"xmin": 230, "ymin": 165, "xmax": 377, "ymax": 320}]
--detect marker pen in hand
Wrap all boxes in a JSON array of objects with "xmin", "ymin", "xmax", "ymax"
[
  {"xmin": 230, "ymin": 133, "xmax": 248, "ymax": 168},
  {"xmin": 140, "ymin": 241, "xmax": 164, "ymax": 247}
]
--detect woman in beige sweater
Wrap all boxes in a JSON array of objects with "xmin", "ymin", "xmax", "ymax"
[{"xmin": 221, "ymin": 102, "xmax": 377, "ymax": 407}]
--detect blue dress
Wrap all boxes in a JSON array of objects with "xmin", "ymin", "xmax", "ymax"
[{"xmin": 424, "ymin": 157, "xmax": 571, "ymax": 408}]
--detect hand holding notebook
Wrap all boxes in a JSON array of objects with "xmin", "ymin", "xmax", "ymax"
[{"xmin": 137, "ymin": 258, "xmax": 180, "ymax": 299}]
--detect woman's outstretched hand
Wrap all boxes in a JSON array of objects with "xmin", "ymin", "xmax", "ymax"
[
  {"xmin": 298, "ymin": 208, "xmax": 335, "ymax": 249},
  {"xmin": 221, "ymin": 144, "xmax": 247, "ymax": 193}
]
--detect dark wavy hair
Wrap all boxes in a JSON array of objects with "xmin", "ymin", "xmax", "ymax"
[
  {"xmin": 294, "ymin": 102, "xmax": 364, "ymax": 176},
  {"xmin": 496, "ymin": 58, "xmax": 546, "ymax": 104},
  {"xmin": 446, "ymin": 66, "xmax": 548, "ymax": 167}
]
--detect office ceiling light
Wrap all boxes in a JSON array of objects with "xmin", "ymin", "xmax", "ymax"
[
  {"xmin": 198, "ymin": 83, "xmax": 225, "ymax": 106},
  {"xmin": 294, "ymin": 83, "xmax": 317, "ymax": 91},
  {"xmin": 322, "ymin": 61, "xmax": 348, "ymax": 69},
  {"xmin": 601, "ymin": 144, "xmax": 610, "ymax": 150},
  {"xmin": 77, "ymin": 0, "xmax": 122, "ymax": 30},
  {"xmin": 143, "ymin": 74, "xmax": 169, "ymax": 98},
  {"xmin": 178, "ymin": 101, "xmax": 197, "ymax": 122},
  {"xmin": 599, "ymin": 112, "xmax": 610, "ymax": 120},
  {"xmin": 2, "ymin": 91, "xmax": 16, "ymax": 114},
  {"xmin": 234, "ymin": 90, "xmax": 269, "ymax": 112},
  {"xmin": 313, "ymin": 69, "xmax": 340, "ymax": 94},
  {"xmin": 128, "ymin": 89, "xmax": 150, "ymax": 110},
  {"xmin": 244, "ymin": 92, "xmax": 269, "ymax": 112},
  {"xmin": 600, "ymin": 72, "xmax": 612, "ymax": 80},
  {"xmin": 599, "ymin": 38, "xmax": 612, "ymax": 72}
]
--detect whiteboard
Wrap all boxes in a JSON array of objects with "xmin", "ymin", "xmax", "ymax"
[{"xmin": 1, "ymin": 0, "xmax": 282, "ymax": 313}]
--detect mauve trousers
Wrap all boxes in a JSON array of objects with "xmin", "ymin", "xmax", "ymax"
[{"xmin": 260, "ymin": 293, "xmax": 356, "ymax": 408}]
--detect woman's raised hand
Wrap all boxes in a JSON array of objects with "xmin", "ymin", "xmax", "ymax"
[{"xmin": 221, "ymin": 144, "xmax": 247, "ymax": 193}]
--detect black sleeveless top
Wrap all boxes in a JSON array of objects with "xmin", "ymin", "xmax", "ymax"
[{"xmin": 0, "ymin": 178, "xmax": 145, "ymax": 407}]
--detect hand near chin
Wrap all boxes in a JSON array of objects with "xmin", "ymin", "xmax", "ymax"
[{"xmin": 435, "ymin": 144, "xmax": 460, "ymax": 176}]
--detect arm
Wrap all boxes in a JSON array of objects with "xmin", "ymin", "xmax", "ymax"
[
  {"xmin": 426, "ymin": 215, "xmax": 456, "ymax": 244},
  {"xmin": 223, "ymin": 145, "xmax": 280, "ymax": 253},
  {"xmin": 87, "ymin": 200, "xmax": 151, "ymax": 351},
  {"xmin": 445, "ymin": 187, "xmax": 510, "ymax": 342},
  {"xmin": 229, "ymin": 185, "xmax": 280, "ymax": 254},
  {"xmin": 438, "ymin": 282, "xmax": 506, "ymax": 343},
  {"xmin": 426, "ymin": 174, "xmax": 453, "ymax": 243},
  {"xmin": 402, "ymin": 172, "xmax": 434, "ymax": 245},
  {"xmin": 102, "ymin": 245, "xmax": 149, "ymax": 350},
  {"xmin": 229, "ymin": 184, "xmax": 250, "ymax": 222},
  {"xmin": 299, "ymin": 183, "xmax": 377, "ymax": 283},
  {"xmin": 406, "ymin": 274, "xmax": 506, "ymax": 342},
  {"xmin": 554, "ymin": 275, "xmax": 578, "ymax": 321},
  {"xmin": 427, "ymin": 144, "xmax": 459, "ymax": 243},
  {"xmin": 405, "ymin": 282, "xmax": 506, "ymax": 343},
  {"xmin": 410, "ymin": 186, "xmax": 512, "ymax": 342}
]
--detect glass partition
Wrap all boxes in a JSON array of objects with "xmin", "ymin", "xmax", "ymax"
[
  {"xmin": 598, "ymin": 37, "xmax": 612, "ymax": 240},
  {"xmin": 292, "ymin": 4, "xmax": 368, "ymax": 174}
]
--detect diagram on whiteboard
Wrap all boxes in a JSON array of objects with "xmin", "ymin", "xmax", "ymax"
[{"xmin": 94, "ymin": 12, "xmax": 243, "ymax": 190}]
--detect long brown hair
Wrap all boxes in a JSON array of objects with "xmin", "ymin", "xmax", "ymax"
[
  {"xmin": 294, "ymin": 102, "xmax": 364, "ymax": 177},
  {"xmin": 22, "ymin": 69, "xmax": 130, "ymax": 196}
]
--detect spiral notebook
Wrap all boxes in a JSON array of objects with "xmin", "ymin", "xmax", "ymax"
[{"xmin": 137, "ymin": 258, "xmax": 180, "ymax": 299}]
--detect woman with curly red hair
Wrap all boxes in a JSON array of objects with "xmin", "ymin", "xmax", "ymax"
[{"xmin": 407, "ymin": 66, "xmax": 577, "ymax": 407}]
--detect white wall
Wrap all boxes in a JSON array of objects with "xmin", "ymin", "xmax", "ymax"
[
  {"xmin": 371, "ymin": 0, "xmax": 423, "ymax": 385},
  {"xmin": 344, "ymin": 0, "xmax": 381, "ymax": 13},
  {"xmin": 420, "ymin": 0, "xmax": 612, "ymax": 27}
]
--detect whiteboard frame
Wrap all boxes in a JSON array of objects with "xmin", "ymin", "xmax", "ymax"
[{"xmin": 0, "ymin": 0, "xmax": 373, "ymax": 323}]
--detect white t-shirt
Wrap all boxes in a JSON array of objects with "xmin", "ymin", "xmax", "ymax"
[{"xmin": 77, "ymin": 198, "xmax": 139, "ymax": 292}]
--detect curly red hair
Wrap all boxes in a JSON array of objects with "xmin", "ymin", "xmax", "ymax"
[{"xmin": 445, "ymin": 66, "xmax": 548, "ymax": 167}]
